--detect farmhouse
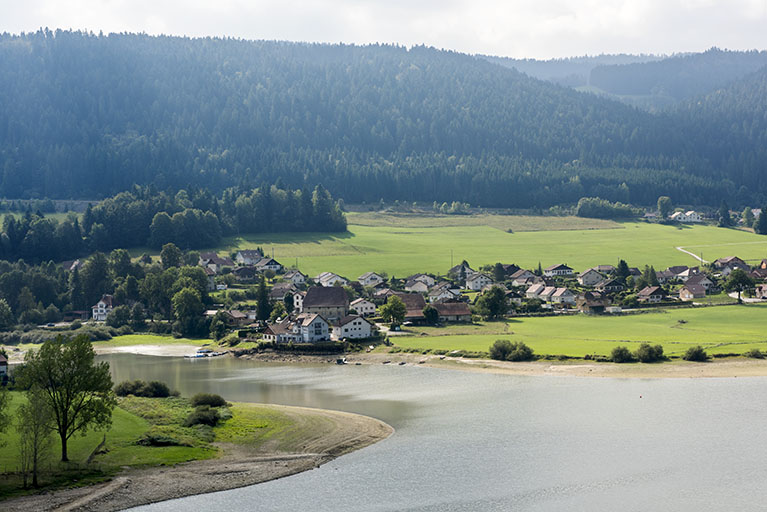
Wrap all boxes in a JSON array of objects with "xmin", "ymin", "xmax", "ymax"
[
  {"xmin": 263, "ymin": 313, "xmax": 331, "ymax": 343},
  {"xmin": 224, "ymin": 310, "xmax": 248, "ymax": 327},
  {"xmin": 350, "ymin": 298, "xmax": 376, "ymax": 316},
  {"xmin": 332, "ymin": 315, "xmax": 374, "ymax": 340},
  {"xmin": 283, "ymin": 270, "xmax": 306, "ymax": 285},
  {"xmin": 448, "ymin": 261, "xmax": 475, "ymax": 278},
  {"xmin": 233, "ymin": 266, "xmax": 259, "ymax": 283},
  {"xmin": 577, "ymin": 268, "xmax": 604, "ymax": 287},
  {"xmin": 755, "ymin": 284, "xmax": 767, "ymax": 300},
  {"xmin": 235, "ymin": 250, "xmax": 263, "ymax": 266},
  {"xmin": 302, "ymin": 286, "xmax": 349, "ymax": 322},
  {"xmin": 638, "ymin": 286, "xmax": 667, "ymax": 303},
  {"xmin": 510, "ymin": 269, "xmax": 535, "ymax": 282},
  {"xmin": 199, "ymin": 252, "xmax": 235, "ymax": 273},
  {"xmin": 544, "ymin": 264, "xmax": 573, "ymax": 277},
  {"xmin": 269, "ymin": 282, "xmax": 297, "ymax": 301},
  {"xmin": 539, "ymin": 286, "xmax": 558, "ymax": 302},
  {"xmin": 679, "ymin": 284, "xmax": 706, "ymax": 301},
  {"xmin": 713, "ymin": 256, "xmax": 749, "ymax": 272},
  {"xmin": 358, "ymin": 272, "xmax": 385, "ymax": 287},
  {"xmin": 577, "ymin": 291, "xmax": 609, "ymax": 314},
  {"xmin": 433, "ymin": 302, "xmax": 472, "ymax": 322},
  {"xmin": 589, "ymin": 265, "xmax": 616, "ymax": 275},
  {"xmin": 408, "ymin": 273, "xmax": 436, "ymax": 287},
  {"xmin": 669, "ymin": 210, "xmax": 703, "ymax": 223},
  {"xmin": 203, "ymin": 267, "xmax": 216, "ymax": 291},
  {"xmin": 686, "ymin": 274, "xmax": 715, "ymax": 292},
  {"xmin": 394, "ymin": 292, "xmax": 427, "ymax": 322},
  {"xmin": 466, "ymin": 273, "xmax": 493, "ymax": 291},
  {"xmin": 91, "ymin": 294, "xmax": 114, "ymax": 321}
]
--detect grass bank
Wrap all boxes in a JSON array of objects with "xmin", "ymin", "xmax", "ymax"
[{"xmin": 391, "ymin": 304, "xmax": 767, "ymax": 358}]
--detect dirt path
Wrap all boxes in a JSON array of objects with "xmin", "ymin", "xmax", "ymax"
[
  {"xmin": 3, "ymin": 405, "xmax": 392, "ymax": 512},
  {"xmin": 675, "ymin": 246, "xmax": 708, "ymax": 264}
]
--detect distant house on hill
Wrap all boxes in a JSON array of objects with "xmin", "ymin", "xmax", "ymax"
[
  {"xmin": 577, "ymin": 291, "xmax": 609, "ymax": 314},
  {"xmin": 428, "ymin": 282, "xmax": 460, "ymax": 303},
  {"xmin": 551, "ymin": 288, "xmax": 576, "ymax": 305},
  {"xmin": 448, "ymin": 261, "xmax": 475, "ymax": 279},
  {"xmin": 578, "ymin": 268, "xmax": 604, "ymax": 287},
  {"xmin": 263, "ymin": 313, "xmax": 331, "ymax": 343},
  {"xmin": 713, "ymin": 256, "xmax": 748, "ymax": 271},
  {"xmin": 404, "ymin": 277, "xmax": 430, "ymax": 293},
  {"xmin": 235, "ymin": 249, "xmax": 263, "ymax": 266},
  {"xmin": 255, "ymin": 257, "xmax": 283, "ymax": 273},
  {"xmin": 596, "ymin": 278, "xmax": 624, "ymax": 293},
  {"xmin": 670, "ymin": 211, "xmax": 703, "ymax": 223},
  {"xmin": 466, "ymin": 273, "xmax": 493, "ymax": 291},
  {"xmin": 92, "ymin": 294, "xmax": 114, "ymax": 321},
  {"xmin": 283, "ymin": 270, "xmax": 306, "ymax": 285},
  {"xmin": 315, "ymin": 272, "xmax": 348, "ymax": 287}
]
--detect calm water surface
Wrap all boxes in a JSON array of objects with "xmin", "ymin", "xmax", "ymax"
[{"xmin": 104, "ymin": 354, "xmax": 767, "ymax": 511}]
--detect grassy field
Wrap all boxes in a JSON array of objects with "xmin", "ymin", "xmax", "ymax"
[
  {"xmin": 208, "ymin": 216, "xmax": 767, "ymax": 278},
  {"xmin": 0, "ymin": 393, "xmax": 323, "ymax": 498},
  {"xmin": 391, "ymin": 304, "xmax": 767, "ymax": 358},
  {"xmin": 91, "ymin": 334, "xmax": 209, "ymax": 349}
]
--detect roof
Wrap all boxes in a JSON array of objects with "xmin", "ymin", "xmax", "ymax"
[
  {"xmin": 579, "ymin": 268, "xmax": 603, "ymax": 277},
  {"xmin": 545, "ymin": 263, "xmax": 572, "ymax": 272},
  {"xmin": 0, "ymin": 354, "xmax": 7, "ymax": 364},
  {"xmin": 590, "ymin": 265, "xmax": 616, "ymax": 273},
  {"xmin": 510, "ymin": 269, "xmax": 534, "ymax": 279},
  {"xmin": 597, "ymin": 278, "xmax": 623, "ymax": 288},
  {"xmin": 540, "ymin": 286, "xmax": 557, "ymax": 297},
  {"xmin": 638, "ymin": 286, "xmax": 665, "ymax": 297},
  {"xmin": 686, "ymin": 274, "xmax": 712, "ymax": 285},
  {"xmin": 526, "ymin": 283, "xmax": 545, "ymax": 294},
  {"xmin": 237, "ymin": 249, "xmax": 262, "ymax": 257},
  {"xmin": 466, "ymin": 273, "xmax": 492, "ymax": 283},
  {"xmin": 226, "ymin": 310, "xmax": 247, "ymax": 319},
  {"xmin": 284, "ymin": 270, "xmax": 305, "ymax": 277},
  {"xmin": 433, "ymin": 302, "xmax": 471, "ymax": 316},
  {"xmin": 298, "ymin": 313, "xmax": 326, "ymax": 327},
  {"xmin": 350, "ymin": 297, "xmax": 373, "ymax": 305},
  {"xmin": 303, "ymin": 286, "xmax": 349, "ymax": 308},
  {"xmin": 358, "ymin": 271, "xmax": 382, "ymax": 280},
  {"xmin": 335, "ymin": 314, "xmax": 373, "ymax": 327},
  {"xmin": 94, "ymin": 294, "xmax": 114, "ymax": 307},
  {"xmin": 394, "ymin": 292, "xmax": 427, "ymax": 318},
  {"xmin": 256, "ymin": 257, "xmax": 280, "ymax": 267},
  {"xmin": 681, "ymin": 284, "xmax": 705, "ymax": 295},
  {"xmin": 552, "ymin": 287, "xmax": 574, "ymax": 297}
]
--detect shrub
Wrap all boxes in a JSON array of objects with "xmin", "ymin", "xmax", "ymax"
[
  {"xmin": 683, "ymin": 345, "xmax": 709, "ymax": 362},
  {"xmin": 70, "ymin": 320, "xmax": 83, "ymax": 330},
  {"xmin": 191, "ymin": 393, "xmax": 227, "ymax": 408},
  {"xmin": 184, "ymin": 405, "xmax": 219, "ymax": 427},
  {"xmin": 136, "ymin": 432, "xmax": 190, "ymax": 447},
  {"xmin": 745, "ymin": 348, "xmax": 764, "ymax": 359},
  {"xmin": 115, "ymin": 379, "xmax": 173, "ymax": 397},
  {"xmin": 489, "ymin": 339, "xmax": 513, "ymax": 361},
  {"xmin": 611, "ymin": 346, "xmax": 634, "ymax": 363},
  {"xmin": 635, "ymin": 343, "xmax": 664, "ymax": 363}
]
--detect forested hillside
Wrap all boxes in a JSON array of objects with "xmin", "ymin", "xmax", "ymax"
[{"xmin": 0, "ymin": 30, "xmax": 765, "ymax": 208}]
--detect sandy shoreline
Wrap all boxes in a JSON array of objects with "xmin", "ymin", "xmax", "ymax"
[{"xmin": 3, "ymin": 404, "xmax": 393, "ymax": 512}]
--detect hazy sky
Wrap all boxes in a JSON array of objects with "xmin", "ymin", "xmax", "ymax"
[{"xmin": 1, "ymin": 0, "xmax": 766, "ymax": 58}]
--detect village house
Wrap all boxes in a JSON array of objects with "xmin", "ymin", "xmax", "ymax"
[
  {"xmin": 505, "ymin": 288, "xmax": 524, "ymax": 306},
  {"xmin": 233, "ymin": 266, "xmax": 259, "ymax": 283},
  {"xmin": 332, "ymin": 315, "xmax": 374, "ymax": 340},
  {"xmin": 596, "ymin": 278, "xmax": 625, "ymax": 294},
  {"xmin": 262, "ymin": 313, "xmax": 331, "ymax": 343},
  {"xmin": 578, "ymin": 268, "xmax": 605, "ymax": 287},
  {"xmin": 448, "ymin": 261, "xmax": 475, "ymax": 279},
  {"xmin": 283, "ymin": 270, "xmax": 306, "ymax": 285},
  {"xmin": 269, "ymin": 282, "xmax": 297, "ymax": 301},
  {"xmin": 589, "ymin": 265, "xmax": 616, "ymax": 275},
  {"xmin": 669, "ymin": 210, "xmax": 703, "ymax": 223},
  {"xmin": 408, "ymin": 273, "xmax": 437, "ymax": 287},
  {"xmin": 686, "ymin": 274, "xmax": 715, "ymax": 292},
  {"xmin": 750, "ymin": 268, "xmax": 767, "ymax": 281},
  {"xmin": 513, "ymin": 276, "xmax": 544, "ymax": 288},
  {"xmin": 676, "ymin": 267, "xmax": 700, "ymax": 282},
  {"xmin": 539, "ymin": 286, "xmax": 558, "ymax": 302},
  {"xmin": 655, "ymin": 269, "xmax": 676, "ymax": 284},
  {"xmin": 404, "ymin": 277, "xmax": 430, "ymax": 293},
  {"xmin": 755, "ymin": 284, "xmax": 767, "ymax": 300},
  {"xmin": 61, "ymin": 259, "xmax": 83, "ymax": 272},
  {"xmin": 0, "ymin": 353, "xmax": 8, "ymax": 379},
  {"xmin": 501, "ymin": 263, "xmax": 521, "ymax": 277},
  {"xmin": 544, "ymin": 263, "xmax": 574, "ymax": 277},
  {"xmin": 638, "ymin": 286, "xmax": 667, "ymax": 303},
  {"xmin": 255, "ymin": 257, "xmax": 283, "ymax": 273},
  {"xmin": 373, "ymin": 287, "xmax": 396, "ymax": 301},
  {"xmin": 713, "ymin": 256, "xmax": 748, "ymax": 270},
  {"xmin": 526, "ymin": 283, "xmax": 545, "ymax": 299},
  {"xmin": 302, "ymin": 286, "xmax": 349, "ymax": 322},
  {"xmin": 199, "ymin": 252, "xmax": 235, "ymax": 273},
  {"xmin": 91, "ymin": 294, "xmax": 114, "ymax": 321},
  {"xmin": 551, "ymin": 287, "xmax": 576, "ymax": 305},
  {"xmin": 358, "ymin": 272, "xmax": 385, "ymax": 287},
  {"xmin": 510, "ymin": 269, "xmax": 535, "ymax": 284},
  {"xmin": 465, "ymin": 273, "xmax": 493, "ymax": 291},
  {"xmin": 224, "ymin": 310, "xmax": 249, "ymax": 327},
  {"xmin": 203, "ymin": 267, "xmax": 216, "ymax": 291},
  {"xmin": 293, "ymin": 291, "xmax": 306, "ymax": 312},
  {"xmin": 350, "ymin": 298, "xmax": 376, "ymax": 316},
  {"xmin": 577, "ymin": 291, "xmax": 609, "ymax": 314},
  {"xmin": 315, "ymin": 271, "xmax": 348, "ymax": 287},
  {"xmin": 679, "ymin": 284, "xmax": 706, "ymax": 301},
  {"xmin": 235, "ymin": 249, "xmax": 263, "ymax": 266},
  {"xmin": 428, "ymin": 282, "xmax": 461, "ymax": 303},
  {"xmin": 433, "ymin": 302, "xmax": 472, "ymax": 323}
]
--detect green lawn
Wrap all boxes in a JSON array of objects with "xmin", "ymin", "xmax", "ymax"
[
  {"xmin": 92, "ymin": 334, "xmax": 209, "ymax": 348},
  {"xmin": 392, "ymin": 304, "xmax": 767, "ymax": 357},
  {"xmin": 201, "ymin": 218, "xmax": 767, "ymax": 278}
]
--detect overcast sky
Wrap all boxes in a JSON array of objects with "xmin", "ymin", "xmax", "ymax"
[{"xmin": 1, "ymin": 0, "xmax": 766, "ymax": 59}]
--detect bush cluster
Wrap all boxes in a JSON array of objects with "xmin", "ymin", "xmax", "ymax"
[
  {"xmin": 683, "ymin": 345, "xmax": 709, "ymax": 362},
  {"xmin": 115, "ymin": 380, "xmax": 175, "ymax": 398},
  {"xmin": 184, "ymin": 405, "xmax": 220, "ymax": 427},
  {"xmin": 191, "ymin": 393, "xmax": 227, "ymax": 408},
  {"xmin": 489, "ymin": 339, "xmax": 535, "ymax": 362},
  {"xmin": 611, "ymin": 343, "xmax": 666, "ymax": 363}
]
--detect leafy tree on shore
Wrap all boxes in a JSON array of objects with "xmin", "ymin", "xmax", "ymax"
[
  {"xmin": 380, "ymin": 296, "xmax": 406, "ymax": 327},
  {"xmin": 18, "ymin": 335, "xmax": 116, "ymax": 462}
]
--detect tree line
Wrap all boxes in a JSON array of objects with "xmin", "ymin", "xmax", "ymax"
[{"xmin": 0, "ymin": 184, "xmax": 345, "ymax": 263}]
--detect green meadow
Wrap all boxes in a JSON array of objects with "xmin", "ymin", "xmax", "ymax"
[
  {"xmin": 391, "ymin": 304, "xmax": 767, "ymax": 358},
  {"xmin": 211, "ymin": 213, "xmax": 767, "ymax": 278}
]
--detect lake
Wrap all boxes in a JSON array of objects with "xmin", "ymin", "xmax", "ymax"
[{"xmin": 103, "ymin": 354, "xmax": 767, "ymax": 511}]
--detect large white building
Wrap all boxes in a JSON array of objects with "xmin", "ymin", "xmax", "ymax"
[{"xmin": 670, "ymin": 211, "xmax": 703, "ymax": 223}]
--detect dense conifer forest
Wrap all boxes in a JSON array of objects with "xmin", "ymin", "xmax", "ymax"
[{"xmin": 1, "ymin": 30, "xmax": 766, "ymax": 208}]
